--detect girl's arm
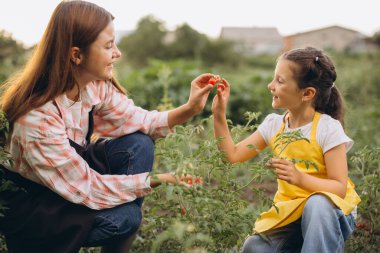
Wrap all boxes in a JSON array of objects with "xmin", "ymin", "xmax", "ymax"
[
  {"xmin": 167, "ymin": 73, "xmax": 214, "ymax": 128},
  {"xmin": 212, "ymin": 79, "xmax": 267, "ymax": 163},
  {"xmin": 269, "ymin": 143, "xmax": 348, "ymax": 198}
]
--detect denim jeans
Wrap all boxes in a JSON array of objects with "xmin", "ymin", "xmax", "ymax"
[
  {"xmin": 241, "ymin": 194, "xmax": 356, "ymax": 253},
  {"xmin": 84, "ymin": 132, "xmax": 154, "ymax": 247}
]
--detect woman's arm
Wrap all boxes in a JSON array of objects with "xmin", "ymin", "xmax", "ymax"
[
  {"xmin": 269, "ymin": 144, "xmax": 348, "ymax": 198},
  {"xmin": 94, "ymin": 81, "xmax": 172, "ymax": 139},
  {"xmin": 94, "ymin": 74, "xmax": 213, "ymax": 138},
  {"xmin": 149, "ymin": 173, "xmax": 197, "ymax": 188}
]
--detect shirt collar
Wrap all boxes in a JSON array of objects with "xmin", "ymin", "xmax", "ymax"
[{"xmin": 53, "ymin": 81, "xmax": 102, "ymax": 127}]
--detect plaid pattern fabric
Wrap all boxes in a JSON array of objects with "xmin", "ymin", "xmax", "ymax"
[{"xmin": 9, "ymin": 80, "xmax": 172, "ymax": 210}]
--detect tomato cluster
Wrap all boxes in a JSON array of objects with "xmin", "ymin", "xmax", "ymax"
[
  {"xmin": 179, "ymin": 177, "xmax": 202, "ymax": 216},
  {"xmin": 180, "ymin": 177, "xmax": 202, "ymax": 186},
  {"xmin": 356, "ymin": 223, "xmax": 370, "ymax": 231}
]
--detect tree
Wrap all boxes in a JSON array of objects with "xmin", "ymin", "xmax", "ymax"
[
  {"xmin": 0, "ymin": 30, "xmax": 28, "ymax": 82},
  {"xmin": 372, "ymin": 30, "xmax": 380, "ymax": 46},
  {"xmin": 117, "ymin": 16, "xmax": 243, "ymax": 68},
  {"xmin": 166, "ymin": 23, "xmax": 208, "ymax": 61},
  {"xmin": 200, "ymin": 38, "xmax": 242, "ymax": 67},
  {"xmin": 118, "ymin": 16, "xmax": 167, "ymax": 67},
  {"xmin": 0, "ymin": 30, "xmax": 26, "ymax": 63}
]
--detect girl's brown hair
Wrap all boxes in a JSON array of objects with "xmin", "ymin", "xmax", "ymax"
[
  {"xmin": 0, "ymin": 0, "xmax": 125, "ymax": 125},
  {"xmin": 281, "ymin": 47, "xmax": 345, "ymax": 127}
]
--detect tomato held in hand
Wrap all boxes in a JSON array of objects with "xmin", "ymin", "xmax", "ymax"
[
  {"xmin": 208, "ymin": 76, "xmax": 221, "ymax": 86},
  {"xmin": 208, "ymin": 78, "xmax": 217, "ymax": 85}
]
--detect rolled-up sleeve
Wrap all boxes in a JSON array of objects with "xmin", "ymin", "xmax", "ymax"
[{"xmin": 93, "ymin": 81, "xmax": 173, "ymax": 139}]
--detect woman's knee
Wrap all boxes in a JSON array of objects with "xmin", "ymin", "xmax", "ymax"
[
  {"xmin": 119, "ymin": 207, "xmax": 142, "ymax": 236},
  {"xmin": 110, "ymin": 132, "xmax": 154, "ymax": 156},
  {"xmin": 106, "ymin": 132, "xmax": 155, "ymax": 175},
  {"xmin": 85, "ymin": 203, "xmax": 142, "ymax": 246}
]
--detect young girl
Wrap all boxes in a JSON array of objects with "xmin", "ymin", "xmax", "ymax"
[
  {"xmin": 0, "ymin": 1, "xmax": 215, "ymax": 253},
  {"xmin": 212, "ymin": 47, "xmax": 361, "ymax": 252}
]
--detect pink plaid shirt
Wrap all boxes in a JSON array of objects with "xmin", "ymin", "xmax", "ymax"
[{"xmin": 9, "ymin": 80, "xmax": 172, "ymax": 210}]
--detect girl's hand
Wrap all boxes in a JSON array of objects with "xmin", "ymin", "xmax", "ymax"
[
  {"xmin": 211, "ymin": 78, "xmax": 230, "ymax": 116},
  {"xmin": 187, "ymin": 73, "xmax": 215, "ymax": 115},
  {"xmin": 266, "ymin": 158, "xmax": 303, "ymax": 185}
]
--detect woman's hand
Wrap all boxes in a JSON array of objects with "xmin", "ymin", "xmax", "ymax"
[
  {"xmin": 186, "ymin": 73, "xmax": 216, "ymax": 115},
  {"xmin": 266, "ymin": 158, "xmax": 303, "ymax": 185},
  {"xmin": 167, "ymin": 73, "xmax": 216, "ymax": 128},
  {"xmin": 211, "ymin": 78, "xmax": 230, "ymax": 117},
  {"xmin": 149, "ymin": 173, "xmax": 202, "ymax": 188}
]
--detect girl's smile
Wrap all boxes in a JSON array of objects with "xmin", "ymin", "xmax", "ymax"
[{"xmin": 267, "ymin": 59, "xmax": 304, "ymax": 110}]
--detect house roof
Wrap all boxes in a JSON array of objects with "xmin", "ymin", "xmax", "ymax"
[
  {"xmin": 285, "ymin": 25, "xmax": 363, "ymax": 38},
  {"xmin": 220, "ymin": 27, "xmax": 282, "ymax": 43}
]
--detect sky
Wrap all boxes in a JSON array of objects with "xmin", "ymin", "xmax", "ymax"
[{"xmin": 1, "ymin": 0, "xmax": 380, "ymax": 47}]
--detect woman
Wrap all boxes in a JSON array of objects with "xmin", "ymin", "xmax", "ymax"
[{"xmin": 0, "ymin": 1, "xmax": 215, "ymax": 252}]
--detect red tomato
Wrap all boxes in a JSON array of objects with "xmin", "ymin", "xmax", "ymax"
[
  {"xmin": 356, "ymin": 223, "xmax": 365, "ymax": 229},
  {"xmin": 209, "ymin": 78, "xmax": 217, "ymax": 85},
  {"xmin": 180, "ymin": 206, "xmax": 186, "ymax": 216}
]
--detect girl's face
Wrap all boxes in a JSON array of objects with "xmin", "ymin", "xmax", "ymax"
[
  {"xmin": 79, "ymin": 21, "xmax": 121, "ymax": 83},
  {"xmin": 267, "ymin": 59, "xmax": 304, "ymax": 110}
]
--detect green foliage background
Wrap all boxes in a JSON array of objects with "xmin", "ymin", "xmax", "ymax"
[{"xmin": 0, "ymin": 18, "xmax": 379, "ymax": 252}]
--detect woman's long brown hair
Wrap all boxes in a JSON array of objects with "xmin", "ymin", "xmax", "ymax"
[{"xmin": 0, "ymin": 0, "xmax": 125, "ymax": 126}]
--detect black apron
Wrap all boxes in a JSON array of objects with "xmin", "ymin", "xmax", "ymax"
[{"xmin": 0, "ymin": 106, "xmax": 109, "ymax": 253}]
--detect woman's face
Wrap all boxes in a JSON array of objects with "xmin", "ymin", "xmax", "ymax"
[
  {"xmin": 267, "ymin": 59, "xmax": 304, "ymax": 110},
  {"xmin": 79, "ymin": 21, "xmax": 121, "ymax": 83}
]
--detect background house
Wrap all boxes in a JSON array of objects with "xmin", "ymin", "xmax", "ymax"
[
  {"xmin": 219, "ymin": 27, "xmax": 283, "ymax": 55},
  {"xmin": 283, "ymin": 25, "xmax": 378, "ymax": 53}
]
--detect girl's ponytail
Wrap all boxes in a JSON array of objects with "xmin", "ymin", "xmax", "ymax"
[{"xmin": 318, "ymin": 85, "xmax": 345, "ymax": 128}]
